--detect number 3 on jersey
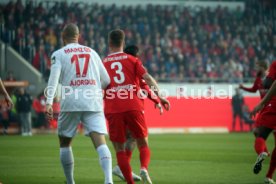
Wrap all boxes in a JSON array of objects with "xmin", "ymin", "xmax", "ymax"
[
  {"xmin": 111, "ymin": 62, "xmax": 125, "ymax": 84},
  {"xmin": 71, "ymin": 54, "xmax": 90, "ymax": 77}
]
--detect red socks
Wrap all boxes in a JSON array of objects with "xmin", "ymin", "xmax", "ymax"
[
  {"xmin": 139, "ymin": 146, "xmax": 151, "ymax": 170},
  {"xmin": 255, "ymin": 137, "xmax": 267, "ymax": 155},
  {"xmin": 116, "ymin": 145, "xmax": 150, "ymax": 184},
  {"xmin": 116, "ymin": 151, "xmax": 134, "ymax": 184},
  {"xmin": 266, "ymin": 148, "xmax": 276, "ymax": 178},
  {"xmin": 126, "ymin": 149, "xmax": 133, "ymax": 163}
]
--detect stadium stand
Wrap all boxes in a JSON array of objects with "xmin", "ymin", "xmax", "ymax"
[{"xmin": 0, "ymin": 0, "xmax": 275, "ymax": 83}]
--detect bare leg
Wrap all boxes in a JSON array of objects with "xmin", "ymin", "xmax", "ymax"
[
  {"xmin": 125, "ymin": 131, "xmax": 136, "ymax": 163},
  {"xmin": 125, "ymin": 132, "xmax": 136, "ymax": 151}
]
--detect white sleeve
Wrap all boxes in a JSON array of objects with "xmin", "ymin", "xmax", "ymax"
[
  {"xmin": 95, "ymin": 52, "xmax": 110, "ymax": 89},
  {"xmin": 46, "ymin": 52, "xmax": 62, "ymax": 105}
]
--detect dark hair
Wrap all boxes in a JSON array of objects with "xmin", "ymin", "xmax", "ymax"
[
  {"xmin": 258, "ymin": 61, "xmax": 268, "ymax": 70},
  {"xmin": 108, "ymin": 29, "xmax": 125, "ymax": 47},
  {"xmin": 124, "ymin": 45, "xmax": 139, "ymax": 57},
  {"xmin": 256, "ymin": 61, "xmax": 268, "ymax": 77}
]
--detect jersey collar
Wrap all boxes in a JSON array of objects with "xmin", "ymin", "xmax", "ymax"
[
  {"xmin": 66, "ymin": 43, "xmax": 79, "ymax": 46},
  {"xmin": 108, "ymin": 51, "xmax": 124, "ymax": 56}
]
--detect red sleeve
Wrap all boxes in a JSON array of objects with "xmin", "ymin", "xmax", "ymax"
[
  {"xmin": 32, "ymin": 99, "xmax": 40, "ymax": 112},
  {"xmin": 140, "ymin": 79, "xmax": 148, "ymax": 89},
  {"xmin": 267, "ymin": 61, "xmax": 276, "ymax": 80},
  {"xmin": 135, "ymin": 58, "xmax": 147, "ymax": 78},
  {"xmin": 140, "ymin": 79, "xmax": 160, "ymax": 104},
  {"xmin": 240, "ymin": 77, "xmax": 260, "ymax": 93}
]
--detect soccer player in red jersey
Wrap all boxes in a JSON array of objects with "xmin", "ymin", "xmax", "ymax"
[
  {"xmin": 103, "ymin": 30, "xmax": 170, "ymax": 184},
  {"xmin": 239, "ymin": 61, "xmax": 268, "ymax": 99},
  {"xmin": 239, "ymin": 61, "xmax": 268, "ymax": 131},
  {"xmin": 251, "ymin": 61, "xmax": 276, "ymax": 183},
  {"xmin": 112, "ymin": 45, "xmax": 163, "ymax": 182}
]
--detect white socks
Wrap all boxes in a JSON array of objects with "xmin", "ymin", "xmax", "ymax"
[
  {"xmin": 60, "ymin": 145, "xmax": 113, "ymax": 184},
  {"xmin": 60, "ymin": 147, "xmax": 75, "ymax": 184},
  {"xmin": 97, "ymin": 144, "xmax": 113, "ymax": 184}
]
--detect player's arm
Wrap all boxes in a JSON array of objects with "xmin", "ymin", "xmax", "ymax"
[
  {"xmin": 140, "ymin": 80, "xmax": 160, "ymax": 104},
  {"xmin": 135, "ymin": 58, "xmax": 170, "ymax": 110},
  {"xmin": 142, "ymin": 84, "xmax": 163, "ymax": 115},
  {"xmin": 0, "ymin": 78, "xmax": 13, "ymax": 108},
  {"xmin": 95, "ymin": 53, "xmax": 110, "ymax": 89},
  {"xmin": 239, "ymin": 78, "xmax": 259, "ymax": 93},
  {"xmin": 140, "ymin": 80, "xmax": 163, "ymax": 114},
  {"xmin": 46, "ymin": 53, "xmax": 61, "ymax": 120},
  {"xmin": 143, "ymin": 73, "xmax": 170, "ymax": 111},
  {"xmin": 142, "ymin": 73, "xmax": 160, "ymax": 96},
  {"xmin": 251, "ymin": 80, "xmax": 276, "ymax": 117}
]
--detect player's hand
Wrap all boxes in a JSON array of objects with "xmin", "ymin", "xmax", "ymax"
[
  {"xmin": 160, "ymin": 97, "xmax": 170, "ymax": 111},
  {"xmin": 155, "ymin": 103, "xmax": 163, "ymax": 115},
  {"xmin": 250, "ymin": 103, "xmax": 264, "ymax": 118},
  {"xmin": 5, "ymin": 95, "xmax": 13, "ymax": 109},
  {"xmin": 46, "ymin": 104, "xmax": 53, "ymax": 121}
]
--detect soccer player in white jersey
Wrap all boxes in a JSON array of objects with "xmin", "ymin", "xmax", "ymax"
[{"xmin": 45, "ymin": 23, "xmax": 113, "ymax": 184}]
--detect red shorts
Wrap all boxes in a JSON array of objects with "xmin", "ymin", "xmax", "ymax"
[
  {"xmin": 105, "ymin": 110, "xmax": 148, "ymax": 143},
  {"xmin": 255, "ymin": 103, "xmax": 276, "ymax": 130}
]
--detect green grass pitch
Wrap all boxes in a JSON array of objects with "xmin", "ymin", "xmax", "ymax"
[{"xmin": 0, "ymin": 133, "xmax": 274, "ymax": 184}]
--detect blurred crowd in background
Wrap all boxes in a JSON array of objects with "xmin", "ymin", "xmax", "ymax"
[
  {"xmin": 0, "ymin": 0, "xmax": 275, "ymax": 133},
  {"xmin": 0, "ymin": 0, "xmax": 276, "ymax": 83}
]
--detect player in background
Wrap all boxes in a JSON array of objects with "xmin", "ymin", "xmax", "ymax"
[
  {"xmin": 239, "ymin": 61, "xmax": 268, "ymax": 132},
  {"xmin": 112, "ymin": 45, "xmax": 163, "ymax": 182},
  {"xmin": 239, "ymin": 61, "xmax": 271, "ymax": 152},
  {"xmin": 251, "ymin": 61, "xmax": 276, "ymax": 184},
  {"xmin": 231, "ymin": 88, "xmax": 244, "ymax": 131},
  {"xmin": 45, "ymin": 23, "xmax": 113, "ymax": 184},
  {"xmin": 239, "ymin": 61, "xmax": 268, "ymax": 99},
  {"xmin": 239, "ymin": 61, "xmax": 269, "ymax": 134},
  {"xmin": 0, "ymin": 78, "xmax": 13, "ymax": 109},
  {"xmin": 103, "ymin": 30, "xmax": 170, "ymax": 184}
]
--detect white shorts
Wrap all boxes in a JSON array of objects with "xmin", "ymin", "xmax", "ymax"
[{"xmin": 58, "ymin": 111, "xmax": 107, "ymax": 137}]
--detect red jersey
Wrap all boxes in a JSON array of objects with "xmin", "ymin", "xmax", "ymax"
[
  {"xmin": 240, "ymin": 76, "xmax": 266, "ymax": 98},
  {"xmin": 266, "ymin": 61, "xmax": 276, "ymax": 103},
  {"xmin": 267, "ymin": 61, "xmax": 276, "ymax": 80},
  {"xmin": 255, "ymin": 61, "xmax": 276, "ymax": 129},
  {"xmin": 103, "ymin": 52, "xmax": 147, "ymax": 113}
]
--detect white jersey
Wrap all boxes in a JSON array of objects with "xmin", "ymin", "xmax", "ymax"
[{"xmin": 46, "ymin": 43, "xmax": 110, "ymax": 112}]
